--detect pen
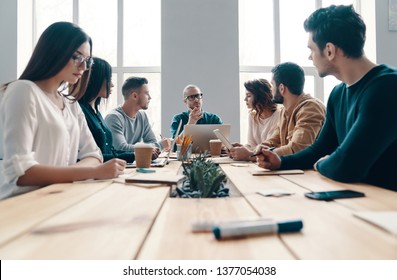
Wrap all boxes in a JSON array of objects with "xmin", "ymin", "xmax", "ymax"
[
  {"xmin": 250, "ymin": 147, "xmax": 276, "ymax": 157},
  {"xmin": 111, "ymin": 148, "xmax": 117, "ymax": 158},
  {"xmin": 213, "ymin": 219, "xmax": 303, "ymax": 240}
]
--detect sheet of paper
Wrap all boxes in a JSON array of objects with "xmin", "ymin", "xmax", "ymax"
[
  {"xmin": 257, "ymin": 188, "xmax": 295, "ymax": 197},
  {"xmin": 354, "ymin": 211, "xmax": 397, "ymax": 236}
]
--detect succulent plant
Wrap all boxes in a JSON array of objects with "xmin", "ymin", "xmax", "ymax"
[{"xmin": 172, "ymin": 153, "xmax": 229, "ymax": 198}]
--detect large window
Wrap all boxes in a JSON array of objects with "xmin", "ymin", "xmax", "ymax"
[
  {"xmin": 238, "ymin": 0, "xmax": 358, "ymax": 143},
  {"xmin": 17, "ymin": 0, "xmax": 162, "ymax": 136},
  {"xmin": 18, "ymin": 0, "xmax": 372, "ymax": 143}
]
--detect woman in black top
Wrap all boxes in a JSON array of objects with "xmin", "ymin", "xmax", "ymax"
[{"xmin": 79, "ymin": 57, "xmax": 135, "ymax": 163}]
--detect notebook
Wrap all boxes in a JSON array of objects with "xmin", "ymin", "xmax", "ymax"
[
  {"xmin": 250, "ymin": 168, "xmax": 304, "ymax": 176},
  {"xmin": 126, "ymin": 157, "xmax": 169, "ymax": 168},
  {"xmin": 125, "ymin": 173, "xmax": 185, "ymax": 185},
  {"xmin": 183, "ymin": 124, "xmax": 231, "ymax": 153}
]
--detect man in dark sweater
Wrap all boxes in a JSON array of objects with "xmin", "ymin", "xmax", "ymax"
[{"xmin": 256, "ymin": 5, "xmax": 397, "ymax": 191}]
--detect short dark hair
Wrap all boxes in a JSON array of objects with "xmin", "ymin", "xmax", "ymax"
[
  {"xmin": 19, "ymin": 21, "xmax": 92, "ymax": 101},
  {"xmin": 122, "ymin": 76, "xmax": 148, "ymax": 98},
  {"xmin": 244, "ymin": 79, "xmax": 277, "ymax": 121},
  {"xmin": 271, "ymin": 62, "xmax": 305, "ymax": 96},
  {"xmin": 79, "ymin": 57, "xmax": 112, "ymax": 109},
  {"xmin": 303, "ymin": 5, "xmax": 366, "ymax": 58}
]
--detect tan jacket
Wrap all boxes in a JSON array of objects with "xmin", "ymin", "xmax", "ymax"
[{"xmin": 263, "ymin": 94, "xmax": 326, "ymax": 156}]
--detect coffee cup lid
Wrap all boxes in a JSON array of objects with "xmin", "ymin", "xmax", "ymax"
[{"xmin": 134, "ymin": 142, "xmax": 154, "ymax": 148}]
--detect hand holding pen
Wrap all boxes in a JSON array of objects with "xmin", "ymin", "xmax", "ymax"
[
  {"xmin": 252, "ymin": 145, "xmax": 281, "ymax": 170},
  {"xmin": 160, "ymin": 134, "xmax": 172, "ymax": 152},
  {"xmin": 250, "ymin": 146, "xmax": 276, "ymax": 158}
]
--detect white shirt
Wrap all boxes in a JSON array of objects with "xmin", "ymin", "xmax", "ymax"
[
  {"xmin": 0, "ymin": 80, "xmax": 102, "ymax": 199},
  {"xmin": 246, "ymin": 109, "xmax": 281, "ymax": 149}
]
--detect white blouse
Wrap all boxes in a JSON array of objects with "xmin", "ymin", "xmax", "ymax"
[
  {"xmin": 246, "ymin": 108, "xmax": 281, "ymax": 150},
  {"xmin": 0, "ymin": 80, "xmax": 102, "ymax": 199}
]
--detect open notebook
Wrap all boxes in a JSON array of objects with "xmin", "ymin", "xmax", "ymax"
[{"xmin": 126, "ymin": 157, "xmax": 169, "ymax": 168}]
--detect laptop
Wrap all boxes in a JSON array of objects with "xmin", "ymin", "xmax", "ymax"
[{"xmin": 183, "ymin": 124, "xmax": 231, "ymax": 153}]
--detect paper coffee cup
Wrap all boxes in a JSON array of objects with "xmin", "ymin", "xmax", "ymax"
[
  {"xmin": 134, "ymin": 143, "xmax": 153, "ymax": 168},
  {"xmin": 209, "ymin": 139, "xmax": 222, "ymax": 157}
]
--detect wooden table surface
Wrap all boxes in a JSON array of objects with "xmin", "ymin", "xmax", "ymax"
[{"xmin": 0, "ymin": 160, "xmax": 396, "ymax": 259}]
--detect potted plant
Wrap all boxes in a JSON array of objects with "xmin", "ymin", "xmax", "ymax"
[{"xmin": 172, "ymin": 153, "xmax": 229, "ymax": 198}]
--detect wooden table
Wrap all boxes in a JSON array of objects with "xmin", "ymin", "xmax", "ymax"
[{"xmin": 0, "ymin": 160, "xmax": 396, "ymax": 259}]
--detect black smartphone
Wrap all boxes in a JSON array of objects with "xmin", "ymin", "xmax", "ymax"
[{"xmin": 304, "ymin": 190, "xmax": 365, "ymax": 201}]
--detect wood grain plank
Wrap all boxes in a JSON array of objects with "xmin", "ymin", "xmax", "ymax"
[
  {"xmin": 0, "ymin": 183, "xmax": 169, "ymax": 259},
  {"xmin": 0, "ymin": 181, "xmax": 112, "ymax": 247},
  {"xmin": 137, "ymin": 198, "xmax": 295, "ymax": 260},
  {"xmin": 220, "ymin": 163, "xmax": 299, "ymax": 195},
  {"xmin": 245, "ymin": 192, "xmax": 397, "ymax": 259},
  {"xmin": 281, "ymin": 170, "xmax": 397, "ymax": 211}
]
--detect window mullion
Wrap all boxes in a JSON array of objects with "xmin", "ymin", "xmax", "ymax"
[
  {"xmin": 32, "ymin": 0, "xmax": 37, "ymax": 48},
  {"xmin": 273, "ymin": 0, "xmax": 280, "ymax": 65},
  {"xmin": 73, "ymin": 0, "xmax": 79, "ymax": 24},
  {"xmin": 117, "ymin": 0, "xmax": 124, "ymax": 106}
]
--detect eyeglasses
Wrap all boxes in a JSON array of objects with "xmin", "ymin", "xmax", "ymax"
[
  {"xmin": 71, "ymin": 54, "xmax": 94, "ymax": 68},
  {"xmin": 185, "ymin": 93, "xmax": 203, "ymax": 101}
]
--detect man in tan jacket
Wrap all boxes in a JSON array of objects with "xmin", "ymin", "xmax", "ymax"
[{"xmin": 262, "ymin": 62, "xmax": 326, "ymax": 156}]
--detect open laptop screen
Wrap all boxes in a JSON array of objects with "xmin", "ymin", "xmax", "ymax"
[{"xmin": 183, "ymin": 124, "xmax": 231, "ymax": 153}]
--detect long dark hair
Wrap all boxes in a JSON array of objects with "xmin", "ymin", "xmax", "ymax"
[
  {"xmin": 19, "ymin": 21, "xmax": 93, "ymax": 101},
  {"xmin": 79, "ymin": 57, "xmax": 112, "ymax": 110},
  {"xmin": 244, "ymin": 78, "xmax": 277, "ymax": 122}
]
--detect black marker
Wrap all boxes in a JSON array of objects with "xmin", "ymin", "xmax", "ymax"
[{"xmin": 213, "ymin": 219, "xmax": 303, "ymax": 240}]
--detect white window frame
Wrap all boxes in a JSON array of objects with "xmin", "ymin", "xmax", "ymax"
[{"xmin": 239, "ymin": 0, "xmax": 361, "ymax": 103}]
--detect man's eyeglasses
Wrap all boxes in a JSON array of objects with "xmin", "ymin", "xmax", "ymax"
[
  {"xmin": 185, "ymin": 93, "xmax": 203, "ymax": 101},
  {"xmin": 72, "ymin": 54, "xmax": 94, "ymax": 68}
]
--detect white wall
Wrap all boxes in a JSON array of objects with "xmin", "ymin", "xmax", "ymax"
[
  {"xmin": 0, "ymin": 0, "xmax": 18, "ymax": 84},
  {"xmin": 161, "ymin": 0, "xmax": 240, "ymax": 141},
  {"xmin": 375, "ymin": 0, "xmax": 397, "ymax": 67}
]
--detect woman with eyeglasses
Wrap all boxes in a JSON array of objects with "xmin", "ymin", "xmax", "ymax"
[
  {"xmin": 79, "ymin": 57, "xmax": 135, "ymax": 163},
  {"xmin": 0, "ymin": 22, "xmax": 126, "ymax": 200},
  {"xmin": 228, "ymin": 78, "xmax": 281, "ymax": 161}
]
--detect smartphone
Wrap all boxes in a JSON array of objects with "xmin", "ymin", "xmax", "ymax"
[
  {"xmin": 304, "ymin": 190, "xmax": 365, "ymax": 201},
  {"xmin": 213, "ymin": 129, "xmax": 233, "ymax": 149}
]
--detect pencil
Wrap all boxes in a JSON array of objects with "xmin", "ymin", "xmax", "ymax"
[{"xmin": 250, "ymin": 147, "xmax": 276, "ymax": 157}]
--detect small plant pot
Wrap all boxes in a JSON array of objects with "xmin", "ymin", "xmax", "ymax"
[{"xmin": 171, "ymin": 153, "xmax": 230, "ymax": 198}]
